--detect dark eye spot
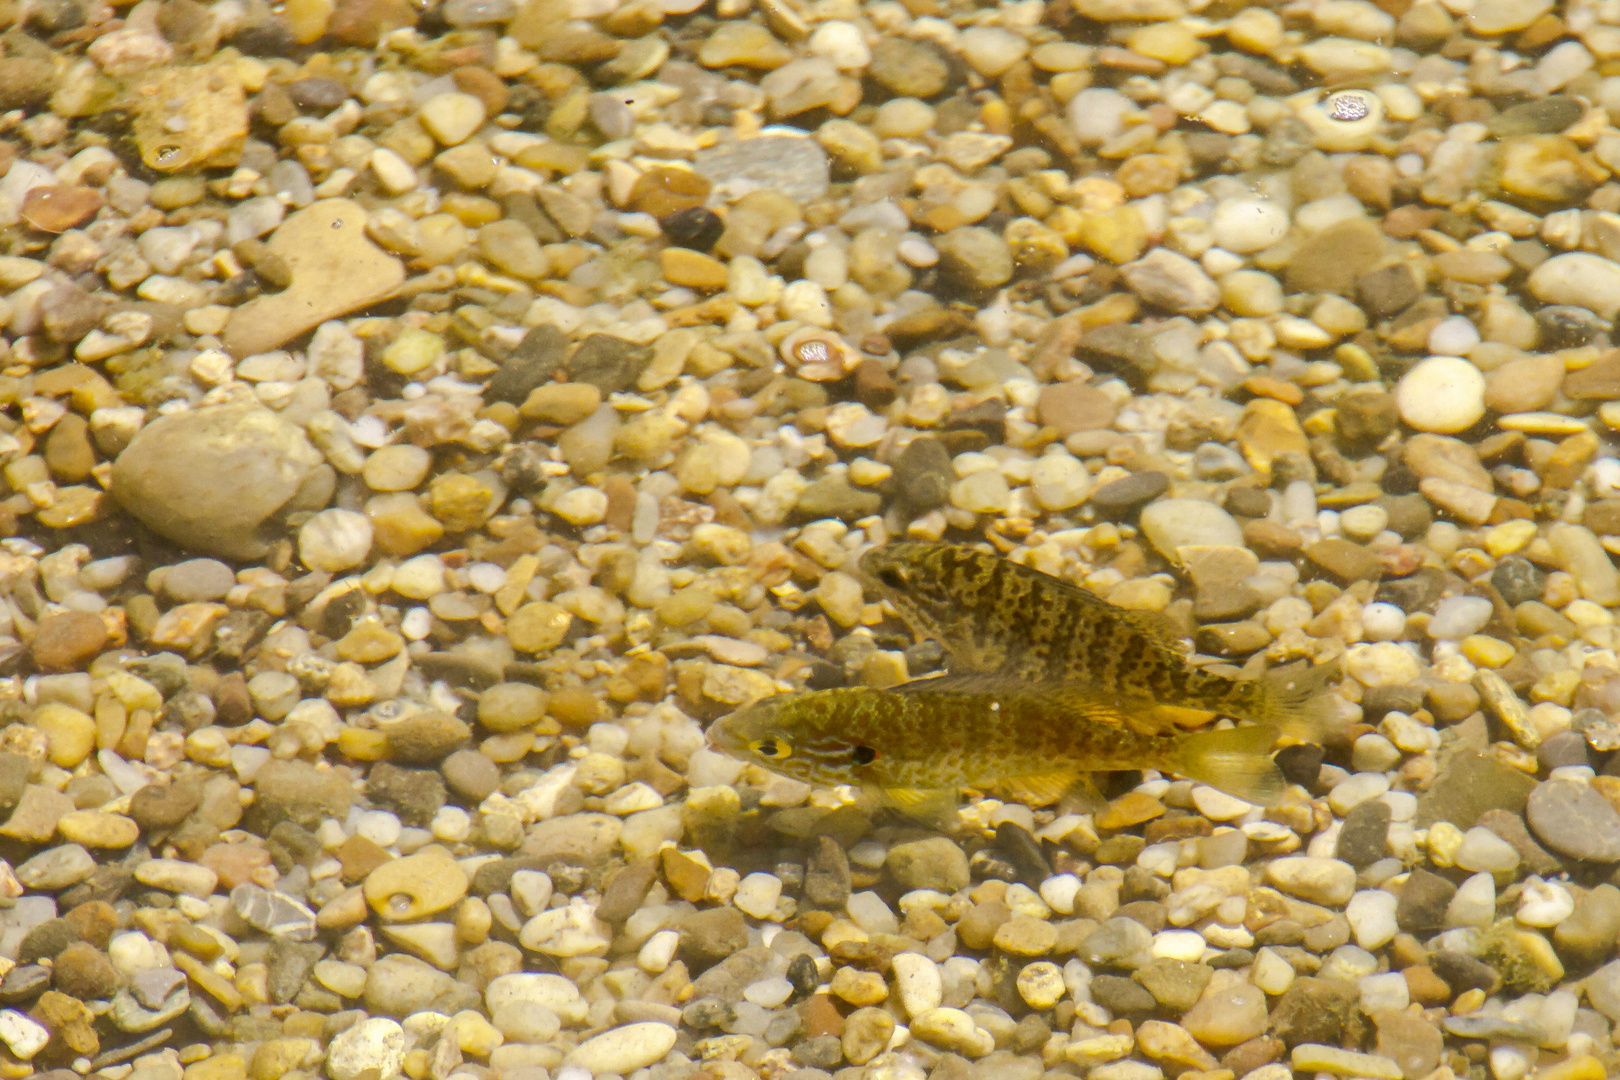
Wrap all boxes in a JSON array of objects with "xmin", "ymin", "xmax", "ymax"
[
  {"xmin": 852, "ymin": 745, "xmax": 877, "ymax": 766},
  {"xmin": 878, "ymin": 568, "xmax": 905, "ymax": 589}
]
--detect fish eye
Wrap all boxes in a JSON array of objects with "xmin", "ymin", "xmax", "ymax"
[
  {"xmin": 851, "ymin": 745, "xmax": 877, "ymax": 766},
  {"xmin": 751, "ymin": 737, "xmax": 792, "ymax": 760},
  {"xmin": 877, "ymin": 567, "xmax": 907, "ymax": 589}
]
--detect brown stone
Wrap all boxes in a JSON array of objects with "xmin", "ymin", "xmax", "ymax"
[
  {"xmin": 328, "ymin": 0, "xmax": 418, "ymax": 44},
  {"xmin": 1564, "ymin": 351, "xmax": 1620, "ymax": 400},
  {"xmin": 21, "ymin": 187, "xmax": 103, "ymax": 233},
  {"xmin": 337, "ymin": 833, "xmax": 393, "ymax": 883},
  {"xmin": 200, "ymin": 842, "xmax": 271, "ymax": 889},
  {"xmin": 1305, "ymin": 538, "xmax": 1383, "ymax": 584},
  {"xmin": 628, "ymin": 166, "xmax": 710, "ymax": 219},
  {"xmin": 1287, "ymin": 218, "xmax": 1385, "ymax": 294},
  {"xmin": 30, "ymin": 611, "xmax": 108, "ymax": 673},
  {"xmin": 1483, "ymin": 352, "xmax": 1564, "ymax": 413},
  {"xmin": 1036, "ymin": 381, "xmax": 1117, "ymax": 435}
]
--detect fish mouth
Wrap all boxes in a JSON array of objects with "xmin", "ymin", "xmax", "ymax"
[{"xmin": 707, "ymin": 716, "xmax": 745, "ymax": 755}]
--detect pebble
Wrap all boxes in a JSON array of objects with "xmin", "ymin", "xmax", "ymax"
[
  {"xmin": 1526, "ymin": 779, "xmax": 1620, "ymax": 862},
  {"xmin": 110, "ymin": 400, "xmax": 326, "ymax": 559},
  {"xmin": 1395, "ymin": 356, "xmax": 1487, "ymax": 433}
]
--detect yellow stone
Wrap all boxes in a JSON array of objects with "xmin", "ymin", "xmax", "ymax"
[
  {"xmin": 37, "ymin": 486, "xmax": 105, "ymax": 529},
  {"xmin": 367, "ymin": 493, "xmax": 446, "ymax": 556},
  {"xmin": 1484, "ymin": 519, "xmax": 1537, "ymax": 557},
  {"xmin": 247, "ymin": 1040, "xmax": 314, "ymax": 1080},
  {"xmin": 57, "ymin": 810, "xmax": 139, "ymax": 848},
  {"xmin": 1077, "ymin": 205, "xmax": 1147, "ymax": 264},
  {"xmin": 148, "ymin": 602, "xmax": 228, "ymax": 656},
  {"xmin": 31, "ymin": 702, "xmax": 96, "ymax": 768},
  {"xmin": 829, "ymin": 967, "xmax": 888, "ymax": 1006},
  {"xmin": 1461, "ymin": 635, "xmax": 1516, "ymax": 669},
  {"xmin": 1126, "ymin": 22, "xmax": 1206, "ymax": 64},
  {"xmin": 428, "ymin": 473, "xmax": 498, "ymax": 532},
  {"xmin": 520, "ymin": 383, "xmax": 602, "ymax": 425},
  {"xmin": 337, "ymin": 727, "xmax": 390, "ymax": 761},
  {"xmin": 335, "ymin": 619, "xmax": 404, "ymax": 663},
  {"xmin": 1235, "ymin": 398, "xmax": 1308, "ymax": 479},
  {"xmin": 184, "ymin": 1054, "xmax": 247, "ymax": 1080},
  {"xmin": 1534, "ymin": 1055, "xmax": 1606, "ymax": 1080},
  {"xmin": 175, "ymin": 951, "xmax": 245, "ymax": 1010},
  {"xmin": 506, "ymin": 602, "xmax": 572, "ymax": 654},
  {"xmin": 660, "ymin": 248, "xmax": 730, "ymax": 291},
  {"xmin": 364, "ymin": 848, "xmax": 469, "ymax": 921},
  {"xmin": 284, "ymin": 0, "xmax": 333, "ymax": 43}
]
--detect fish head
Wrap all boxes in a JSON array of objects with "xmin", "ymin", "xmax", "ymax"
[
  {"xmin": 858, "ymin": 542, "xmax": 955, "ymax": 607},
  {"xmin": 708, "ymin": 692, "xmax": 879, "ymax": 787}
]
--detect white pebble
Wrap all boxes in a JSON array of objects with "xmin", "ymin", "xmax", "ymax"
[
  {"xmin": 1211, "ymin": 197, "xmax": 1289, "ymax": 253},
  {"xmin": 355, "ymin": 810, "xmax": 401, "ymax": 848},
  {"xmin": 1151, "ymin": 929, "xmax": 1207, "ymax": 961},
  {"xmin": 1516, "ymin": 877, "xmax": 1575, "ymax": 927},
  {"xmin": 298, "ymin": 509, "xmax": 374, "ymax": 573},
  {"xmin": 1427, "ymin": 315, "xmax": 1481, "ymax": 356},
  {"xmin": 1427, "ymin": 595, "xmax": 1494, "ymax": 640},
  {"xmin": 733, "ymin": 873, "xmax": 784, "ymax": 919},
  {"xmin": 1456, "ymin": 827, "xmax": 1519, "ymax": 875},
  {"xmin": 1358, "ymin": 971, "xmax": 1409, "ymax": 1013},
  {"xmin": 1394, "ymin": 355, "xmax": 1486, "ymax": 434},
  {"xmin": 1361, "ymin": 602, "xmax": 1406, "ymax": 641},
  {"xmin": 743, "ymin": 976, "xmax": 794, "ymax": 1008},
  {"xmin": 1039, "ymin": 874, "xmax": 1080, "ymax": 916},
  {"xmin": 1346, "ymin": 889, "xmax": 1398, "ymax": 949},
  {"xmin": 1446, "ymin": 872, "xmax": 1497, "ymax": 929},
  {"xmin": 847, "ymin": 891, "xmax": 899, "ymax": 934}
]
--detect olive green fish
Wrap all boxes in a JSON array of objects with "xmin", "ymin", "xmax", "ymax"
[
  {"xmin": 859, "ymin": 541, "xmax": 1335, "ymax": 740},
  {"xmin": 709, "ymin": 681, "xmax": 1287, "ymax": 817}
]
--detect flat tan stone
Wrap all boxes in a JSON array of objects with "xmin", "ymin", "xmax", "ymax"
[
  {"xmin": 363, "ymin": 847, "xmax": 467, "ymax": 921},
  {"xmin": 132, "ymin": 63, "xmax": 248, "ymax": 173},
  {"xmin": 223, "ymin": 199, "xmax": 405, "ymax": 358}
]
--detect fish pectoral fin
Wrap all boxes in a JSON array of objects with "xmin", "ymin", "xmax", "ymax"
[
  {"xmin": 882, "ymin": 787, "xmax": 959, "ymax": 826},
  {"xmin": 1172, "ymin": 723, "xmax": 1285, "ymax": 808},
  {"xmin": 1060, "ymin": 773, "xmax": 1107, "ymax": 814},
  {"xmin": 995, "ymin": 769, "xmax": 1086, "ymax": 807}
]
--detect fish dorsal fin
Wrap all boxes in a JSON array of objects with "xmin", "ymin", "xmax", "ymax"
[
  {"xmin": 893, "ymin": 671, "xmax": 1027, "ymax": 695},
  {"xmin": 996, "ymin": 769, "xmax": 1084, "ymax": 807},
  {"xmin": 882, "ymin": 787, "xmax": 959, "ymax": 827}
]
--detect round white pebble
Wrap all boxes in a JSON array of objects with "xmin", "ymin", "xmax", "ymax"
[
  {"xmin": 1394, "ymin": 356, "xmax": 1486, "ymax": 433},
  {"xmin": 1427, "ymin": 315, "xmax": 1481, "ymax": 356},
  {"xmin": 1211, "ymin": 197, "xmax": 1289, "ymax": 253},
  {"xmin": 298, "ymin": 509, "xmax": 374, "ymax": 572}
]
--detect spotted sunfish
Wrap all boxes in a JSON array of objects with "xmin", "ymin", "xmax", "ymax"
[
  {"xmin": 709, "ymin": 680, "xmax": 1288, "ymax": 818},
  {"xmin": 859, "ymin": 541, "xmax": 1337, "ymax": 741}
]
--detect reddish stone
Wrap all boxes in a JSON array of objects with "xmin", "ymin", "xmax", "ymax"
[
  {"xmin": 199, "ymin": 841, "xmax": 272, "ymax": 889},
  {"xmin": 326, "ymin": 0, "xmax": 417, "ymax": 46},
  {"xmin": 21, "ymin": 187, "xmax": 104, "ymax": 233},
  {"xmin": 30, "ymin": 611, "xmax": 108, "ymax": 672}
]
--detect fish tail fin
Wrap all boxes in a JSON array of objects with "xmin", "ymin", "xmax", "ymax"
[
  {"xmin": 1250, "ymin": 658, "xmax": 1343, "ymax": 744},
  {"xmin": 1173, "ymin": 723, "xmax": 1285, "ymax": 808}
]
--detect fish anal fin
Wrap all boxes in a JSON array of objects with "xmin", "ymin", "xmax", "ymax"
[
  {"xmin": 1252, "ymin": 657, "xmax": 1344, "ymax": 744},
  {"xmin": 996, "ymin": 770, "xmax": 1084, "ymax": 807},
  {"xmin": 1173, "ymin": 723, "xmax": 1285, "ymax": 808},
  {"xmin": 882, "ymin": 787, "xmax": 959, "ymax": 827}
]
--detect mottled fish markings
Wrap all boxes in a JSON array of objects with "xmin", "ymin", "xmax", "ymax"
[
  {"xmin": 859, "ymin": 541, "xmax": 1334, "ymax": 739},
  {"xmin": 711, "ymin": 543, "xmax": 1340, "ymax": 817},
  {"xmin": 709, "ymin": 681, "xmax": 1288, "ymax": 818}
]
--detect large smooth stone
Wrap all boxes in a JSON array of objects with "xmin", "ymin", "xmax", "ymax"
[
  {"xmin": 223, "ymin": 199, "xmax": 404, "ymax": 358},
  {"xmin": 110, "ymin": 400, "xmax": 329, "ymax": 559}
]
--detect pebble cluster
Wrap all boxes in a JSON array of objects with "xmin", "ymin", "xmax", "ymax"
[{"xmin": 2, "ymin": 0, "xmax": 1620, "ymax": 1077}]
